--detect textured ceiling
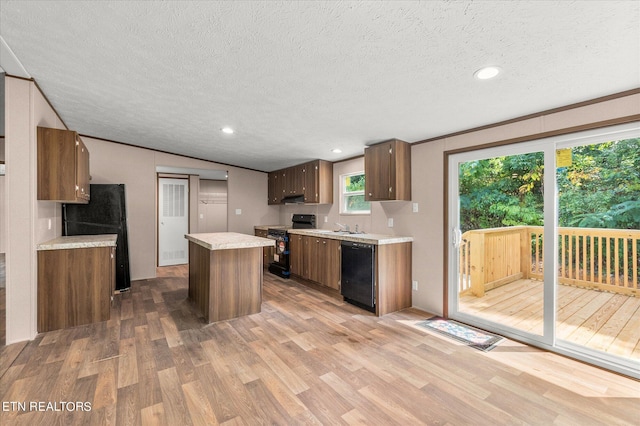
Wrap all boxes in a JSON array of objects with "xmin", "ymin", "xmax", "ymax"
[{"xmin": 1, "ymin": 1, "xmax": 638, "ymax": 172}]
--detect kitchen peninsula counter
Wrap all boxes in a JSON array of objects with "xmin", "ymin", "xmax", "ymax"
[{"xmin": 185, "ymin": 232, "xmax": 274, "ymax": 323}]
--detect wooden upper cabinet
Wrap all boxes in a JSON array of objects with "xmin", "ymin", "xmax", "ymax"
[
  {"xmin": 37, "ymin": 126, "xmax": 90, "ymax": 203},
  {"xmin": 268, "ymin": 159, "xmax": 333, "ymax": 205},
  {"xmin": 303, "ymin": 160, "xmax": 333, "ymax": 204},
  {"xmin": 268, "ymin": 171, "xmax": 281, "ymax": 204},
  {"xmin": 364, "ymin": 139, "xmax": 411, "ymax": 201}
]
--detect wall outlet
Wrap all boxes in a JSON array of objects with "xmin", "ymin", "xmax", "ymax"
[
  {"xmin": 235, "ymin": 209, "xmax": 242, "ymax": 215},
  {"xmin": 387, "ymin": 218, "xmax": 394, "ymax": 227},
  {"xmin": 324, "ymin": 216, "xmax": 328, "ymax": 223},
  {"xmin": 412, "ymin": 202, "xmax": 419, "ymax": 213},
  {"xmin": 412, "ymin": 280, "xmax": 418, "ymax": 291},
  {"xmin": 48, "ymin": 218, "xmax": 52, "ymax": 230},
  {"xmin": 199, "ymin": 213, "xmax": 204, "ymax": 219}
]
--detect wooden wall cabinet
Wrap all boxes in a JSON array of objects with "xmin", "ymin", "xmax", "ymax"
[
  {"xmin": 37, "ymin": 126, "xmax": 90, "ymax": 203},
  {"xmin": 303, "ymin": 160, "xmax": 333, "ymax": 204},
  {"xmin": 267, "ymin": 160, "xmax": 333, "ymax": 205},
  {"xmin": 364, "ymin": 139, "xmax": 411, "ymax": 201},
  {"xmin": 38, "ymin": 246, "xmax": 114, "ymax": 332}
]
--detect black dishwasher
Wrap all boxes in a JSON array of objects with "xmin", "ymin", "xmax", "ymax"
[{"xmin": 341, "ymin": 241, "xmax": 375, "ymax": 312}]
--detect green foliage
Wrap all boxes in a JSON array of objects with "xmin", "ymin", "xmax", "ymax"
[
  {"xmin": 558, "ymin": 138, "xmax": 640, "ymax": 229},
  {"xmin": 345, "ymin": 194, "xmax": 370, "ymax": 212},
  {"xmin": 459, "ymin": 137, "xmax": 640, "ymax": 232},
  {"xmin": 345, "ymin": 174, "xmax": 365, "ymax": 192},
  {"xmin": 459, "ymin": 152, "xmax": 544, "ymax": 232}
]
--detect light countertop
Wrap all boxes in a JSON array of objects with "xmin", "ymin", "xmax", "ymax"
[
  {"xmin": 287, "ymin": 229, "xmax": 413, "ymax": 245},
  {"xmin": 254, "ymin": 225, "xmax": 290, "ymax": 231},
  {"xmin": 186, "ymin": 232, "xmax": 275, "ymax": 250},
  {"xmin": 37, "ymin": 234, "xmax": 118, "ymax": 251}
]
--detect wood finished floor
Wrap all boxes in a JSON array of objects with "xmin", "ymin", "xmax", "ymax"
[
  {"xmin": 460, "ymin": 279, "xmax": 640, "ymax": 359},
  {"xmin": 0, "ymin": 266, "xmax": 638, "ymax": 425},
  {"xmin": 1, "ymin": 252, "xmax": 5, "ymax": 346}
]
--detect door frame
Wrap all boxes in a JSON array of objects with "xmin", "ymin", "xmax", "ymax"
[
  {"xmin": 157, "ymin": 174, "xmax": 190, "ymax": 267},
  {"xmin": 443, "ymin": 121, "xmax": 640, "ymax": 378}
]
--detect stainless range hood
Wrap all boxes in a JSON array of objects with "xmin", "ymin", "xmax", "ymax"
[{"xmin": 281, "ymin": 194, "xmax": 305, "ymax": 204}]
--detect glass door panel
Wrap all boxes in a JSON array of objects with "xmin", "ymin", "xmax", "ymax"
[
  {"xmin": 450, "ymin": 145, "xmax": 547, "ymax": 342},
  {"xmin": 556, "ymin": 136, "xmax": 640, "ymax": 365}
]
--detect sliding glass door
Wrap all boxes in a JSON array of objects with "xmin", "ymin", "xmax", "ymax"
[{"xmin": 448, "ymin": 123, "xmax": 640, "ymax": 378}]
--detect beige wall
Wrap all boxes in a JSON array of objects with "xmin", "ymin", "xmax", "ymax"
[
  {"xmin": 198, "ymin": 180, "xmax": 228, "ymax": 233},
  {"xmin": 281, "ymin": 93, "xmax": 640, "ymax": 316},
  {"xmin": 83, "ymin": 137, "xmax": 279, "ymax": 280},
  {"xmin": 3, "ymin": 72, "xmax": 637, "ymax": 343}
]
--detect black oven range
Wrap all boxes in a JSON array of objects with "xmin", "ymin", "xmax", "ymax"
[{"xmin": 267, "ymin": 214, "xmax": 316, "ymax": 278}]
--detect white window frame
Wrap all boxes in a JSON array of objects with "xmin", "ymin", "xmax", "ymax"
[{"xmin": 340, "ymin": 172, "xmax": 371, "ymax": 215}]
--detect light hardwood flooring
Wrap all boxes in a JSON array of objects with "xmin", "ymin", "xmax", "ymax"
[
  {"xmin": 0, "ymin": 267, "xmax": 638, "ymax": 425},
  {"xmin": 460, "ymin": 279, "xmax": 640, "ymax": 359},
  {"xmin": 1, "ymin": 252, "xmax": 5, "ymax": 346}
]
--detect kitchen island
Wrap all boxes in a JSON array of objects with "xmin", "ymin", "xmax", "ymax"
[{"xmin": 185, "ymin": 232, "xmax": 274, "ymax": 323}]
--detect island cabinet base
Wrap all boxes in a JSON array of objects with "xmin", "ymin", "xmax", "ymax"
[{"xmin": 188, "ymin": 241, "xmax": 263, "ymax": 323}]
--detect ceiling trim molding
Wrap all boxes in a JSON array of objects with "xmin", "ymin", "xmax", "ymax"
[
  {"xmin": 414, "ymin": 88, "xmax": 640, "ymax": 146},
  {"xmin": 442, "ymin": 115, "xmax": 640, "ymax": 156}
]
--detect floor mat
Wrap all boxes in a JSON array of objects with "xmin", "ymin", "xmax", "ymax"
[{"xmin": 415, "ymin": 316, "xmax": 504, "ymax": 352}]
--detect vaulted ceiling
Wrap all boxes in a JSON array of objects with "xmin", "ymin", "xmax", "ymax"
[{"xmin": 1, "ymin": 1, "xmax": 638, "ymax": 171}]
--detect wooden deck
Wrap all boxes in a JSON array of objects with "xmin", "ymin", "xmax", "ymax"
[{"xmin": 460, "ymin": 279, "xmax": 640, "ymax": 359}]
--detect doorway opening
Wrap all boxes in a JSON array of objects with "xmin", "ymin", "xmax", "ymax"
[{"xmin": 158, "ymin": 177, "xmax": 189, "ymax": 267}]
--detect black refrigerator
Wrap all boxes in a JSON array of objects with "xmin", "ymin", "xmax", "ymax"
[{"xmin": 63, "ymin": 184, "xmax": 131, "ymax": 291}]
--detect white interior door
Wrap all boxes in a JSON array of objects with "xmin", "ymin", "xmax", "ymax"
[{"xmin": 158, "ymin": 178, "xmax": 189, "ymax": 266}]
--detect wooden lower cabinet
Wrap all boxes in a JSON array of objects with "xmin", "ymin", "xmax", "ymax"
[
  {"xmin": 290, "ymin": 235, "xmax": 340, "ymax": 290},
  {"xmin": 289, "ymin": 233, "xmax": 413, "ymax": 316},
  {"xmin": 254, "ymin": 229, "xmax": 274, "ymax": 266},
  {"xmin": 375, "ymin": 242, "xmax": 412, "ymax": 316},
  {"xmin": 38, "ymin": 246, "xmax": 115, "ymax": 332},
  {"xmin": 289, "ymin": 234, "xmax": 304, "ymax": 276}
]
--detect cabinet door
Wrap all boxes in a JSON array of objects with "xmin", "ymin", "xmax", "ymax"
[
  {"xmin": 304, "ymin": 161, "xmax": 318, "ymax": 203},
  {"xmin": 284, "ymin": 165, "xmax": 304, "ymax": 196},
  {"xmin": 323, "ymin": 239, "xmax": 341, "ymax": 290},
  {"xmin": 289, "ymin": 234, "xmax": 304, "ymax": 276},
  {"xmin": 365, "ymin": 142, "xmax": 391, "ymax": 201},
  {"xmin": 307, "ymin": 237, "xmax": 323, "ymax": 283},
  {"xmin": 76, "ymin": 137, "xmax": 90, "ymax": 201},
  {"xmin": 255, "ymin": 229, "xmax": 273, "ymax": 265},
  {"xmin": 268, "ymin": 172, "xmax": 278, "ymax": 204}
]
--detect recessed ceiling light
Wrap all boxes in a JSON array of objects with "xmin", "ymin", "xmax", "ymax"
[
  {"xmin": 474, "ymin": 66, "xmax": 502, "ymax": 80},
  {"xmin": 331, "ymin": 148, "xmax": 342, "ymax": 153},
  {"xmin": 221, "ymin": 127, "xmax": 234, "ymax": 134}
]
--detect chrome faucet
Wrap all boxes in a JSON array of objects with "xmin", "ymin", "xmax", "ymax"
[{"xmin": 335, "ymin": 222, "xmax": 350, "ymax": 232}]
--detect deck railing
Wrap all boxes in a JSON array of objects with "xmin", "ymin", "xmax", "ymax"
[{"xmin": 459, "ymin": 226, "xmax": 640, "ymax": 297}]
